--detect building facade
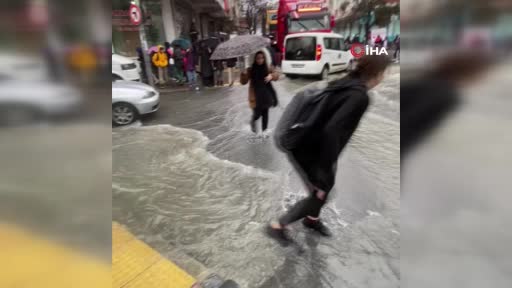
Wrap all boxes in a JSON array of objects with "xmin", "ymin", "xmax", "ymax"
[
  {"xmin": 112, "ymin": 0, "xmax": 239, "ymax": 57},
  {"xmin": 331, "ymin": 0, "xmax": 400, "ymax": 43}
]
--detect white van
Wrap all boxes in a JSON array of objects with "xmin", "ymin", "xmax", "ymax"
[
  {"xmin": 281, "ymin": 32, "xmax": 354, "ymax": 79},
  {"xmin": 112, "ymin": 53, "xmax": 141, "ymax": 82}
]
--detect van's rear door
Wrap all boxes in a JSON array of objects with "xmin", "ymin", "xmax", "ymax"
[{"xmin": 285, "ymin": 36, "xmax": 316, "ymax": 62}]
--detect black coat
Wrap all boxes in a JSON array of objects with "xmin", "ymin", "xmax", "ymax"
[{"xmin": 289, "ymin": 76, "xmax": 369, "ymax": 192}]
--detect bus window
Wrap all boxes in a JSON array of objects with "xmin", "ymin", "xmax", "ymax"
[{"xmin": 288, "ymin": 15, "xmax": 329, "ymax": 33}]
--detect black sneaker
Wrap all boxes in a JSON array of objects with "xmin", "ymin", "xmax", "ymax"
[
  {"xmin": 265, "ymin": 225, "xmax": 292, "ymax": 247},
  {"xmin": 302, "ymin": 218, "xmax": 332, "ymax": 237}
]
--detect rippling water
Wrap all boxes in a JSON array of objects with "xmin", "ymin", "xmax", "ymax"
[{"xmin": 113, "ymin": 67, "xmax": 400, "ymax": 287}]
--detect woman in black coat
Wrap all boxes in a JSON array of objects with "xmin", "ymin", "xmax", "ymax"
[{"xmin": 240, "ymin": 51, "xmax": 279, "ymax": 135}]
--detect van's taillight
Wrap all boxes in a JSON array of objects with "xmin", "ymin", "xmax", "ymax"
[{"xmin": 315, "ymin": 44, "xmax": 322, "ymax": 61}]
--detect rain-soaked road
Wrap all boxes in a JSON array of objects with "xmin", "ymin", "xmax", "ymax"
[{"xmin": 112, "ymin": 67, "xmax": 400, "ymax": 288}]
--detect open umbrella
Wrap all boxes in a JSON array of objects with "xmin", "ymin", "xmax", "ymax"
[
  {"xmin": 171, "ymin": 38, "xmax": 191, "ymax": 49},
  {"xmin": 210, "ymin": 35, "xmax": 270, "ymax": 60},
  {"xmin": 147, "ymin": 45, "xmax": 159, "ymax": 54}
]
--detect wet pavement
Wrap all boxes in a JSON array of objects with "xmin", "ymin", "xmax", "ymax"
[{"xmin": 112, "ymin": 67, "xmax": 400, "ymax": 288}]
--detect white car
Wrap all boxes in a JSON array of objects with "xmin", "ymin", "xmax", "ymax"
[
  {"xmin": 112, "ymin": 80, "xmax": 159, "ymax": 126},
  {"xmin": 281, "ymin": 32, "xmax": 354, "ymax": 79},
  {"xmin": 0, "ymin": 54, "xmax": 82, "ymax": 125},
  {"xmin": 112, "ymin": 53, "xmax": 140, "ymax": 82}
]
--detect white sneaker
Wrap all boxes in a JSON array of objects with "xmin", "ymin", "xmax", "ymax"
[{"xmin": 262, "ymin": 130, "xmax": 271, "ymax": 138}]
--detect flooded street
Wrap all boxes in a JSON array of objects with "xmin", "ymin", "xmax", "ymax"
[{"xmin": 113, "ymin": 66, "xmax": 400, "ymax": 288}]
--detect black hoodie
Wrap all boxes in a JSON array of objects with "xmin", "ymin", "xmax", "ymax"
[{"xmin": 290, "ymin": 76, "xmax": 369, "ymax": 192}]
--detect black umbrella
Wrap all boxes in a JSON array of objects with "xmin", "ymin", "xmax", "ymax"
[
  {"xmin": 200, "ymin": 37, "xmax": 221, "ymax": 50},
  {"xmin": 171, "ymin": 38, "xmax": 191, "ymax": 49},
  {"xmin": 210, "ymin": 35, "xmax": 270, "ymax": 60}
]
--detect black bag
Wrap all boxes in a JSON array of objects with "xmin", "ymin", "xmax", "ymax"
[
  {"xmin": 274, "ymin": 85, "xmax": 332, "ymax": 152},
  {"xmin": 269, "ymin": 83, "xmax": 278, "ymax": 107}
]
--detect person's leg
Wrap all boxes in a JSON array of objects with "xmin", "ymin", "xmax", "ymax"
[
  {"xmin": 251, "ymin": 108, "xmax": 261, "ymax": 133},
  {"xmin": 158, "ymin": 67, "xmax": 164, "ymax": 84},
  {"xmin": 266, "ymin": 187, "xmax": 327, "ymax": 245},
  {"xmin": 163, "ymin": 66, "xmax": 169, "ymax": 82},
  {"xmin": 261, "ymin": 108, "xmax": 269, "ymax": 131},
  {"xmin": 216, "ymin": 70, "xmax": 222, "ymax": 86},
  {"xmin": 278, "ymin": 189, "xmax": 326, "ymax": 226},
  {"xmin": 187, "ymin": 70, "xmax": 196, "ymax": 88},
  {"xmin": 175, "ymin": 65, "xmax": 182, "ymax": 82},
  {"xmin": 168, "ymin": 65, "xmax": 174, "ymax": 80},
  {"xmin": 228, "ymin": 67, "xmax": 233, "ymax": 86},
  {"xmin": 187, "ymin": 70, "xmax": 192, "ymax": 87}
]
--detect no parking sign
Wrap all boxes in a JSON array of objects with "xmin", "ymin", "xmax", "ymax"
[{"xmin": 129, "ymin": 3, "xmax": 142, "ymax": 26}]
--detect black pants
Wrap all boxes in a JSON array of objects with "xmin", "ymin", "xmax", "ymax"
[
  {"xmin": 279, "ymin": 188, "xmax": 329, "ymax": 226},
  {"xmin": 252, "ymin": 108, "xmax": 269, "ymax": 131}
]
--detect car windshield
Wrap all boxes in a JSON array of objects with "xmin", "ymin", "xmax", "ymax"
[
  {"xmin": 288, "ymin": 16, "xmax": 329, "ymax": 33},
  {"xmin": 285, "ymin": 37, "xmax": 316, "ymax": 61}
]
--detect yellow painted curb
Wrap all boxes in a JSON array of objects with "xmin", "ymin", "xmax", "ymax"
[
  {"xmin": 112, "ymin": 222, "xmax": 197, "ymax": 288},
  {"xmin": 0, "ymin": 222, "xmax": 111, "ymax": 288}
]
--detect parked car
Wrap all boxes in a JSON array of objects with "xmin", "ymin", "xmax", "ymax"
[
  {"xmin": 112, "ymin": 80, "xmax": 159, "ymax": 126},
  {"xmin": 0, "ymin": 54, "xmax": 82, "ymax": 125},
  {"xmin": 281, "ymin": 32, "xmax": 354, "ymax": 79},
  {"xmin": 0, "ymin": 54, "xmax": 49, "ymax": 81},
  {"xmin": 112, "ymin": 53, "xmax": 140, "ymax": 82}
]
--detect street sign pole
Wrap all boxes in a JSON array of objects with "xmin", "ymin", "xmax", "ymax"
[
  {"xmin": 139, "ymin": 24, "xmax": 155, "ymax": 87},
  {"xmin": 132, "ymin": 1, "xmax": 154, "ymax": 87}
]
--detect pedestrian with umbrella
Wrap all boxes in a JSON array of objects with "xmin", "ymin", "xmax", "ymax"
[{"xmin": 240, "ymin": 51, "xmax": 279, "ymax": 136}]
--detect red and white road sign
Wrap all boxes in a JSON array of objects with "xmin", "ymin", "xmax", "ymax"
[{"xmin": 129, "ymin": 4, "xmax": 142, "ymax": 26}]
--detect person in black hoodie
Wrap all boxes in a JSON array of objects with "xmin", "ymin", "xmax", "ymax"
[{"xmin": 267, "ymin": 55, "xmax": 391, "ymax": 245}]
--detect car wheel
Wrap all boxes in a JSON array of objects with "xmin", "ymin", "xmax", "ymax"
[
  {"xmin": 112, "ymin": 74, "xmax": 122, "ymax": 82},
  {"xmin": 112, "ymin": 103, "xmax": 138, "ymax": 126},
  {"xmin": 286, "ymin": 74, "xmax": 298, "ymax": 79},
  {"xmin": 320, "ymin": 66, "xmax": 329, "ymax": 80}
]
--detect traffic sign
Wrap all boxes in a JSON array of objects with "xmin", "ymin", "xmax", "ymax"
[{"xmin": 129, "ymin": 4, "xmax": 142, "ymax": 26}]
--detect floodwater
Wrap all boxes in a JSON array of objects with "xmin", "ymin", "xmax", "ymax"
[{"xmin": 113, "ymin": 66, "xmax": 400, "ymax": 288}]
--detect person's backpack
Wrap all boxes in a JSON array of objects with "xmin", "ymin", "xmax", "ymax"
[
  {"xmin": 274, "ymin": 81, "xmax": 366, "ymax": 152},
  {"xmin": 274, "ymin": 82, "xmax": 332, "ymax": 152}
]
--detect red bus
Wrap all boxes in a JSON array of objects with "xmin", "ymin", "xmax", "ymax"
[{"xmin": 276, "ymin": 0, "xmax": 334, "ymax": 59}]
